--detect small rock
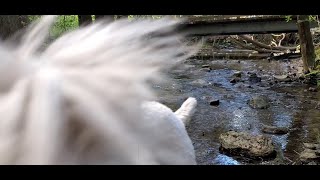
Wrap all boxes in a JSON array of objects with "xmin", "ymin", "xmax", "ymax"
[
  {"xmin": 202, "ymin": 64, "xmax": 210, "ymax": 68},
  {"xmin": 234, "ymin": 83, "xmax": 245, "ymax": 89},
  {"xmin": 304, "ymin": 89, "xmax": 308, "ymax": 92},
  {"xmin": 224, "ymin": 94, "xmax": 234, "ymax": 99},
  {"xmin": 273, "ymin": 75, "xmax": 291, "ymax": 82},
  {"xmin": 315, "ymin": 103, "xmax": 320, "ymax": 109},
  {"xmin": 303, "ymin": 143, "xmax": 320, "ymax": 150},
  {"xmin": 307, "ymin": 161, "xmax": 318, "ymax": 165},
  {"xmin": 267, "ymin": 57, "xmax": 271, "ymax": 61},
  {"xmin": 262, "ymin": 124, "xmax": 289, "ymax": 135},
  {"xmin": 232, "ymin": 71, "xmax": 242, "ymax": 78},
  {"xmin": 249, "ymin": 73, "xmax": 262, "ymax": 83},
  {"xmin": 308, "ymin": 87, "xmax": 318, "ymax": 92},
  {"xmin": 219, "ymin": 131, "xmax": 276, "ymax": 160},
  {"xmin": 300, "ymin": 149, "xmax": 320, "ymax": 163},
  {"xmin": 237, "ymin": 60, "xmax": 241, "ymax": 63},
  {"xmin": 248, "ymin": 95, "xmax": 270, "ymax": 109},
  {"xmin": 303, "ymin": 70, "xmax": 310, "ymax": 74},
  {"xmin": 210, "ymin": 99, "xmax": 220, "ymax": 106},
  {"xmin": 190, "ymin": 79, "xmax": 207, "ymax": 87},
  {"xmin": 304, "ymin": 74, "xmax": 318, "ymax": 85},
  {"xmin": 274, "ymin": 100, "xmax": 281, "ymax": 105},
  {"xmin": 298, "ymin": 75, "xmax": 306, "ymax": 80},
  {"xmin": 230, "ymin": 77, "xmax": 241, "ymax": 84},
  {"xmin": 201, "ymin": 68, "xmax": 211, "ymax": 72},
  {"xmin": 201, "ymin": 96, "xmax": 211, "ymax": 100}
]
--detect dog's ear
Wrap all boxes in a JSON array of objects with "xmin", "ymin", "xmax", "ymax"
[
  {"xmin": 174, "ymin": 97, "xmax": 197, "ymax": 125},
  {"xmin": 0, "ymin": 16, "xmax": 199, "ymax": 164}
]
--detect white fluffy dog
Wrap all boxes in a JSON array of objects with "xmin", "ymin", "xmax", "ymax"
[{"xmin": 0, "ymin": 15, "xmax": 198, "ymax": 165}]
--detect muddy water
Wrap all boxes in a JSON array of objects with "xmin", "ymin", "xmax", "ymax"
[{"xmin": 153, "ymin": 58, "xmax": 320, "ymax": 165}]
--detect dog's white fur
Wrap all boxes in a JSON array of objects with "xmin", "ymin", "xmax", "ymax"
[{"xmin": 0, "ymin": 15, "xmax": 198, "ymax": 165}]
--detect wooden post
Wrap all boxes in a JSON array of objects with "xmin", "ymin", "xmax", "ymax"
[{"xmin": 297, "ymin": 15, "xmax": 316, "ymax": 73}]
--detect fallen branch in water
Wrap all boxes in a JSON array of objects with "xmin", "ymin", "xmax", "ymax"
[{"xmin": 192, "ymin": 48, "xmax": 271, "ymax": 60}]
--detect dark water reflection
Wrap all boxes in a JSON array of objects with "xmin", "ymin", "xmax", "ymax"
[{"xmin": 154, "ymin": 58, "xmax": 320, "ymax": 165}]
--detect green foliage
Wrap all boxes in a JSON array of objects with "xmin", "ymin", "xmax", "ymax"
[
  {"xmin": 285, "ymin": 15, "xmax": 318, "ymax": 22},
  {"xmin": 50, "ymin": 15, "xmax": 79, "ymax": 38},
  {"xmin": 309, "ymin": 16, "xmax": 317, "ymax": 21},
  {"xmin": 26, "ymin": 15, "xmax": 171, "ymax": 38},
  {"xmin": 28, "ymin": 15, "xmax": 42, "ymax": 21},
  {"xmin": 314, "ymin": 47, "xmax": 320, "ymax": 69},
  {"xmin": 306, "ymin": 70, "xmax": 320, "ymax": 76},
  {"xmin": 316, "ymin": 63, "xmax": 320, "ymax": 71},
  {"xmin": 285, "ymin": 15, "xmax": 292, "ymax": 22},
  {"xmin": 128, "ymin": 15, "xmax": 164, "ymax": 20},
  {"xmin": 28, "ymin": 15, "xmax": 79, "ymax": 39},
  {"xmin": 315, "ymin": 46, "xmax": 320, "ymax": 59}
]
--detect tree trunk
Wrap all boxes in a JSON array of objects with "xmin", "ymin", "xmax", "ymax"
[
  {"xmin": 95, "ymin": 15, "xmax": 114, "ymax": 22},
  {"xmin": 78, "ymin": 15, "xmax": 92, "ymax": 26},
  {"xmin": 116, "ymin": 15, "xmax": 128, "ymax": 20},
  {"xmin": 0, "ymin": 15, "xmax": 24, "ymax": 39},
  {"xmin": 297, "ymin": 15, "xmax": 316, "ymax": 73}
]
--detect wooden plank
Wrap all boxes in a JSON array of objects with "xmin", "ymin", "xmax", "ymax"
[
  {"xmin": 184, "ymin": 15, "xmax": 287, "ymax": 24},
  {"xmin": 178, "ymin": 18, "xmax": 318, "ymax": 36}
]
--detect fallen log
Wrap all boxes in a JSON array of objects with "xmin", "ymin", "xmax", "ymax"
[
  {"xmin": 270, "ymin": 52, "xmax": 301, "ymax": 60},
  {"xmin": 229, "ymin": 36, "xmax": 284, "ymax": 53},
  {"xmin": 261, "ymin": 124, "xmax": 289, "ymax": 134},
  {"xmin": 191, "ymin": 47, "xmax": 301, "ymax": 60},
  {"xmin": 192, "ymin": 51, "xmax": 271, "ymax": 60},
  {"xmin": 238, "ymin": 35, "xmax": 297, "ymax": 51}
]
